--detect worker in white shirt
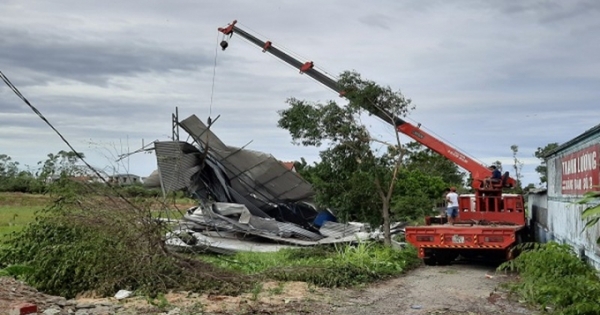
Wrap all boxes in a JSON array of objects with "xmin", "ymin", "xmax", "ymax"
[{"xmin": 445, "ymin": 187, "xmax": 459, "ymax": 225}]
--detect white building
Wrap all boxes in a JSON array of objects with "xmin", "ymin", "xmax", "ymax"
[
  {"xmin": 528, "ymin": 123, "xmax": 600, "ymax": 269},
  {"xmin": 108, "ymin": 173, "xmax": 143, "ymax": 186}
]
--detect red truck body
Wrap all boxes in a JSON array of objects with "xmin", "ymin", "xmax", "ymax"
[{"xmin": 405, "ymin": 193, "xmax": 526, "ymax": 264}]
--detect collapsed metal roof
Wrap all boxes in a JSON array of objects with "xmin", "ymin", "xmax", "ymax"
[{"xmin": 151, "ymin": 114, "xmax": 406, "ymax": 253}]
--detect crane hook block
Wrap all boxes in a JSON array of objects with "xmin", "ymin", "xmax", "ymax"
[
  {"xmin": 220, "ymin": 40, "xmax": 229, "ymax": 51},
  {"xmin": 300, "ymin": 61, "xmax": 314, "ymax": 73}
]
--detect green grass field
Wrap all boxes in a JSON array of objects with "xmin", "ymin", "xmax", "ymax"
[
  {"xmin": 0, "ymin": 206, "xmax": 44, "ymax": 239},
  {"xmin": 0, "ymin": 193, "xmax": 50, "ymax": 240},
  {"xmin": 0, "ymin": 192, "xmax": 196, "ymax": 241}
]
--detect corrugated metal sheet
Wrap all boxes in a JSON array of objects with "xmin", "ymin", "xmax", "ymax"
[
  {"xmin": 319, "ymin": 221, "xmax": 363, "ymax": 238},
  {"xmin": 154, "ymin": 141, "xmax": 202, "ymax": 193},
  {"xmin": 169, "ymin": 202, "xmax": 400, "ymax": 253},
  {"xmin": 179, "ymin": 115, "xmax": 316, "ymax": 203},
  {"xmin": 276, "ymin": 221, "xmax": 324, "ymax": 241},
  {"xmin": 184, "ymin": 203, "xmax": 325, "ymax": 242}
]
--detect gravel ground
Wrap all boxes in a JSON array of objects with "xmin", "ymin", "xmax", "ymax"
[{"xmin": 317, "ymin": 261, "xmax": 537, "ymax": 315}]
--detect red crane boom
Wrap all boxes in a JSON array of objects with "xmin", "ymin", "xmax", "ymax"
[
  {"xmin": 218, "ymin": 20, "xmax": 514, "ymax": 190},
  {"xmin": 217, "ymin": 19, "xmax": 528, "ymax": 265}
]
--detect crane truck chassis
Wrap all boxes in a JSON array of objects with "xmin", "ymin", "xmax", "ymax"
[{"xmin": 217, "ymin": 20, "xmax": 529, "ymax": 265}]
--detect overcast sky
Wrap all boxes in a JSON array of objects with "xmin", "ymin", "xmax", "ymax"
[{"xmin": 1, "ymin": 0, "xmax": 599, "ymax": 187}]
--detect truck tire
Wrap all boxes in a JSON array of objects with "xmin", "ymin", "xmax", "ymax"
[
  {"xmin": 435, "ymin": 254, "xmax": 454, "ymax": 266},
  {"xmin": 423, "ymin": 256, "xmax": 437, "ymax": 266},
  {"xmin": 423, "ymin": 250, "xmax": 457, "ymax": 266}
]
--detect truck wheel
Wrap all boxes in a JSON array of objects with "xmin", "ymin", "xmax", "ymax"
[
  {"xmin": 436, "ymin": 257, "xmax": 451, "ymax": 266},
  {"xmin": 423, "ymin": 256, "xmax": 437, "ymax": 266},
  {"xmin": 435, "ymin": 252, "xmax": 458, "ymax": 266}
]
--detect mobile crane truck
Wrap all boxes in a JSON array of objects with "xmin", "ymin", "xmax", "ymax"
[{"xmin": 217, "ymin": 20, "xmax": 529, "ymax": 265}]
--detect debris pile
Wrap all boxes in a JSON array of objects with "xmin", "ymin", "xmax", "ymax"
[{"xmin": 146, "ymin": 115, "xmax": 406, "ymax": 253}]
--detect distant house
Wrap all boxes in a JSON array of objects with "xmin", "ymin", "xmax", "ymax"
[
  {"xmin": 108, "ymin": 174, "xmax": 142, "ymax": 186},
  {"xmin": 45, "ymin": 171, "xmax": 107, "ymax": 184},
  {"xmin": 280, "ymin": 161, "xmax": 297, "ymax": 173},
  {"xmin": 70, "ymin": 175, "xmax": 105, "ymax": 184}
]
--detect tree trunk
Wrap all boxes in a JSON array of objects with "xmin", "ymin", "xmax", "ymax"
[{"xmin": 382, "ymin": 199, "xmax": 391, "ymax": 246}]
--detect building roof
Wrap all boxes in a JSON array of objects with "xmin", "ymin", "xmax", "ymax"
[
  {"xmin": 70, "ymin": 176, "xmax": 92, "ymax": 182},
  {"xmin": 281, "ymin": 161, "xmax": 296, "ymax": 171},
  {"xmin": 110, "ymin": 173, "xmax": 140, "ymax": 177},
  {"xmin": 545, "ymin": 122, "xmax": 600, "ymax": 158}
]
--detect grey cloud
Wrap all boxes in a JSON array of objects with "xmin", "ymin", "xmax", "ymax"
[
  {"xmin": 0, "ymin": 26, "xmax": 213, "ymax": 86},
  {"xmin": 359, "ymin": 14, "xmax": 393, "ymax": 30},
  {"xmin": 499, "ymin": 0, "xmax": 600, "ymax": 23},
  {"xmin": 0, "ymin": 98, "xmax": 27, "ymax": 113},
  {"xmin": 0, "ymin": 0, "xmax": 597, "ymax": 188}
]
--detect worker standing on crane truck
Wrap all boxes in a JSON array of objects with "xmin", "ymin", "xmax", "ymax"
[
  {"xmin": 445, "ymin": 187, "xmax": 459, "ymax": 225},
  {"xmin": 217, "ymin": 20, "xmax": 529, "ymax": 266}
]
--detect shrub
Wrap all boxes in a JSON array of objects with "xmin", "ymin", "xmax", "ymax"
[
  {"xmin": 0, "ymin": 176, "xmax": 47, "ymax": 194},
  {"xmin": 498, "ymin": 242, "xmax": 600, "ymax": 315},
  {"xmin": 0, "ymin": 183, "xmax": 248, "ymax": 298},
  {"xmin": 119, "ymin": 185, "xmax": 162, "ymax": 198},
  {"xmin": 204, "ymin": 242, "xmax": 420, "ymax": 288}
]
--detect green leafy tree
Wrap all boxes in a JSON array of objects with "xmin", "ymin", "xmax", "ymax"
[
  {"xmin": 523, "ymin": 183, "xmax": 536, "ymax": 193},
  {"xmin": 534, "ymin": 142, "xmax": 559, "ymax": 186},
  {"xmin": 0, "ymin": 155, "xmax": 43, "ymax": 193},
  {"xmin": 0, "ymin": 154, "xmax": 19, "ymax": 178},
  {"xmin": 402, "ymin": 142, "xmax": 465, "ymax": 186},
  {"xmin": 510, "ymin": 144, "xmax": 524, "ymax": 192},
  {"xmin": 392, "ymin": 169, "xmax": 447, "ymax": 221},
  {"xmin": 37, "ymin": 150, "xmax": 86, "ymax": 180},
  {"xmin": 492, "ymin": 160, "xmax": 503, "ymax": 172},
  {"xmin": 278, "ymin": 70, "xmax": 412, "ymax": 245}
]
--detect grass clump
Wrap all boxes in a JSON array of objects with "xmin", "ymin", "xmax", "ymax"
[
  {"xmin": 498, "ymin": 242, "xmax": 600, "ymax": 315},
  {"xmin": 203, "ymin": 241, "xmax": 420, "ymax": 288},
  {"xmin": 0, "ymin": 183, "xmax": 249, "ymax": 299}
]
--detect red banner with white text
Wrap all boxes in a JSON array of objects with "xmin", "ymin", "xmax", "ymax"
[{"xmin": 560, "ymin": 143, "xmax": 600, "ymax": 195}]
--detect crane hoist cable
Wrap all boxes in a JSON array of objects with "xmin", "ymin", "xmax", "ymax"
[{"xmin": 208, "ymin": 30, "xmax": 223, "ymax": 126}]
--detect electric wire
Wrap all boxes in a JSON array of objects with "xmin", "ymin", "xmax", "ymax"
[{"xmin": 0, "ymin": 70, "xmax": 146, "ymax": 210}]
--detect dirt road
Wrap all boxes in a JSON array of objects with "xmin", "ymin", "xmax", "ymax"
[
  {"xmin": 1, "ymin": 262, "xmax": 537, "ymax": 314},
  {"xmin": 316, "ymin": 262, "xmax": 536, "ymax": 315}
]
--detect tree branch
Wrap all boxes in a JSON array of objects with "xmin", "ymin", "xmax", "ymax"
[
  {"xmin": 373, "ymin": 177, "xmax": 387, "ymax": 201},
  {"xmin": 368, "ymin": 137, "xmax": 399, "ymax": 149}
]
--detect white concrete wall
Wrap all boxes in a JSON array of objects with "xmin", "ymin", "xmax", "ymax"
[
  {"xmin": 545, "ymin": 200, "xmax": 600, "ymax": 269},
  {"xmin": 542, "ymin": 129, "xmax": 600, "ymax": 270}
]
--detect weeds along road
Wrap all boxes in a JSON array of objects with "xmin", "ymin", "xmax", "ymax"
[{"xmin": 317, "ymin": 261, "xmax": 535, "ymax": 315}]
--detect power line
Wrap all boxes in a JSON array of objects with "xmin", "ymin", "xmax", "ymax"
[{"xmin": 0, "ymin": 70, "xmax": 145, "ymax": 209}]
